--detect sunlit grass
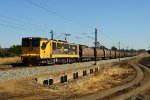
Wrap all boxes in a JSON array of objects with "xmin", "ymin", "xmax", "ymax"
[
  {"xmin": 70, "ymin": 65, "xmax": 135, "ymax": 94},
  {"xmin": 0, "ymin": 57, "xmax": 21, "ymax": 64}
]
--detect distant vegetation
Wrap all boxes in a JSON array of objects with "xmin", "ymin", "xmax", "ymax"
[
  {"xmin": 0, "ymin": 45, "xmax": 21, "ymax": 57},
  {"xmin": 110, "ymin": 46, "xmax": 146, "ymax": 53},
  {"xmin": 147, "ymin": 50, "xmax": 150, "ymax": 54},
  {"xmin": 96, "ymin": 42, "xmax": 146, "ymax": 53}
]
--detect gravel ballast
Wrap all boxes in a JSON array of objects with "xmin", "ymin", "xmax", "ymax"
[{"xmin": 0, "ymin": 58, "xmax": 132, "ymax": 82}]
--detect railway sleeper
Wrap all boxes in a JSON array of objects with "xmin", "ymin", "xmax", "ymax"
[
  {"xmin": 90, "ymin": 69, "xmax": 94, "ymax": 74},
  {"xmin": 43, "ymin": 79, "xmax": 53, "ymax": 85},
  {"xmin": 60, "ymin": 75, "xmax": 68, "ymax": 83},
  {"xmin": 73, "ymin": 72, "xmax": 79, "ymax": 79},
  {"xmin": 83, "ymin": 70, "xmax": 87, "ymax": 76}
]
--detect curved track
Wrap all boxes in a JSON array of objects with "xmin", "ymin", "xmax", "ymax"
[{"xmin": 79, "ymin": 58, "xmax": 150, "ymax": 100}]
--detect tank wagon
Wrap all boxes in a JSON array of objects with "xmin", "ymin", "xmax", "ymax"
[{"xmin": 21, "ymin": 37, "xmax": 138, "ymax": 65}]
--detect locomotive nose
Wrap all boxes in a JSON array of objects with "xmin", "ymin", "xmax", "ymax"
[{"xmin": 28, "ymin": 47, "xmax": 34, "ymax": 52}]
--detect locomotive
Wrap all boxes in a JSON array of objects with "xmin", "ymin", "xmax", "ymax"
[{"xmin": 21, "ymin": 37, "xmax": 136, "ymax": 65}]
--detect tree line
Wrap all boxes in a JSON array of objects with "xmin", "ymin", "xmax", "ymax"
[
  {"xmin": 0, "ymin": 45, "xmax": 21, "ymax": 57},
  {"xmin": 0, "ymin": 44, "xmax": 148, "ymax": 58},
  {"xmin": 96, "ymin": 42, "xmax": 147, "ymax": 53},
  {"xmin": 110, "ymin": 46, "xmax": 146, "ymax": 53}
]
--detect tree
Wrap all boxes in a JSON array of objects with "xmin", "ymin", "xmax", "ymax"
[
  {"xmin": 0, "ymin": 45, "xmax": 21, "ymax": 57},
  {"xmin": 96, "ymin": 42, "xmax": 100, "ymax": 47},
  {"xmin": 120, "ymin": 49, "xmax": 125, "ymax": 52},
  {"xmin": 94, "ymin": 42, "xmax": 108, "ymax": 49},
  {"xmin": 147, "ymin": 50, "xmax": 150, "ymax": 54},
  {"xmin": 137, "ymin": 49, "xmax": 146, "ymax": 53},
  {"xmin": 111, "ymin": 46, "xmax": 117, "ymax": 50},
  {"xmin": 7, "ymin": 45, "xmax": 21, "ymax": 56},
  {"xmin": 0, "ymin": 48, "xmax": 8, "ymax": 57}
]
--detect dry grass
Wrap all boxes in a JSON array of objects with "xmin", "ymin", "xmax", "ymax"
[
  {"xmin": 0, "ymin": 57, "xmax": 21, "ymax": 64},
  {"xmin": 0, "ymin": 80, "xmax": 46, "ymax": 99},
  {"xmin": 70, "ymin": 66, "xmax": 135, "ymax": 95},
  {"xmin": 0, "ymin": 61, "xmax": 136, "ymax": 99},
  {"xmin": 137, "ymin": 52, "xmax": 150, "ymax": 58}
]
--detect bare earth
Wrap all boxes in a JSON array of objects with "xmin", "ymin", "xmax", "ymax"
[
  {"xmin": 129, "ymin": 56, "xmax": 150, "ymax": 100},
  {"xmin": 0, "ymin": 60, "xmax": 136, "ymax": 100}
]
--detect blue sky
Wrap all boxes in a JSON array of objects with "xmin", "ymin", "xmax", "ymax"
[{"xmin": 0, "ymin": 0, "xmax": 150, "ymax": 50}]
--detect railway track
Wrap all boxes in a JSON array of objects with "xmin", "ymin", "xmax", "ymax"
[
  {"xmin": 79, "ymin": 58, "xmax": 150, "ymax": 100},
  {"xmin": 0, "ymin": 57, "xmax": 133, "ymax": 71}
]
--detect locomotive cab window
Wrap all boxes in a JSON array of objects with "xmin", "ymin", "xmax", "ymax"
[
  {"xmin": 52, "ymin": 42, "xmax": 56, "ymax": 50},
  {"xmin": 57, "ymin": 43, "xmax": 61, "ymax": 49},
  {"xmin": 41, "ymin": 42, "xmax": 47, "ymax": 50},
  {"xmin": 32, "ymin": 38, "xmax": 40, "ymax": 47},
  {"xmin": 22, "ymin": 38, "xmax": 30, "ymax": 47}
]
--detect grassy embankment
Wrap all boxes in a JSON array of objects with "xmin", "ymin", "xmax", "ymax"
[{"xmin": 0, "ymin": 57, "xmax": 21, "ymax": 64}]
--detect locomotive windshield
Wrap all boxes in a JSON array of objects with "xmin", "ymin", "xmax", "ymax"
[
  {"xmin": 22, "ymin": 38, "xmax": 40, "ymax": 47},
  {"xmin": 22, "ymin": 38, "xmax": 30, "ymax": 47},
  {"xmin": 32, "ymin": 38, "xmax": 40, "ymax": 47}
]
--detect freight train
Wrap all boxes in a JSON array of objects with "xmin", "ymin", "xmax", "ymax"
[{"xmin": 21, "ymin": 37, "xmax": 137, "ymax": 65}]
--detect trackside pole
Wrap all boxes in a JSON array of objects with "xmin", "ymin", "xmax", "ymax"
[{"xmin": 94, "ymin": 28, "xmax": 97, "ymax": 65}]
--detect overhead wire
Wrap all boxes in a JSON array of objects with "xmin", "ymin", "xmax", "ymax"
[
  {"xmin": 100, "ymin": 30, "xmax": 130, "ymax": 49},
  {"xmin": 35, "ymin": 0, "xmax": 65, "ymax": 15},
  {"xmin": 0, "ymin": 20, "xmax": 39, "ymax": 32},
  {"xmin": 0, "ymin": 23, "xmax": 35, "ymax": 31},
  {"xmin": 25, "ymin": 0, "xmax": 94, "ymax": 30},
  {"xmin": 0, "ymin": 14, "xmax": 87, "ymax": 43},
  {"xmin": 0, "ymin": 16, "xmax": 52, "ymax": 34},
  {"xmin": 26, "ymin": 0, "xmax": 121, "ymax": 48},
  {"xmin": 54, "ymin": 33, "xmax": 65, "ymax": 40},
  {"xmin": 0, "ymin": 15, "xmax": 40, "ymax": 28},
  {"xmin": 1, "ymin": 0, "xmax": 125, "ymax": 49},
  {"xmin": 0, "ymin": 14, "xmax": 50, "ymax": 32}
]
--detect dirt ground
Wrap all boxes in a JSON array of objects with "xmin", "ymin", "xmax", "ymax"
[
  {"xmin": 130, "ymin": 56, "xmax": 150, "ymax": 100},
  {"xmin": 0, "ymin": 60, "xmax": 136, "ymax": 100}
]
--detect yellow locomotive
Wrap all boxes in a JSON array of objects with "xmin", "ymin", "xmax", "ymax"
[{"xmin": 21, "ymin": 37, "xmax": 79, "ymax": 65}]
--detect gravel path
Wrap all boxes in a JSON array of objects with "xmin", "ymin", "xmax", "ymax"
[{"xmin": 0, "ymin": 58, "xmax": 132, "ymax": 82}]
